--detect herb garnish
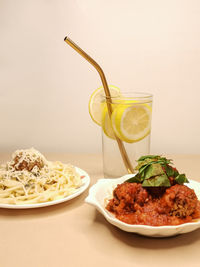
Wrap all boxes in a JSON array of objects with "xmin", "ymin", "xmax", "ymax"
[{"xmin": 126, "ymin": 155, "xmax": 189, "ymax": 187}]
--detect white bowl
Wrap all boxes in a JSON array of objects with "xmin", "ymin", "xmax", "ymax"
[{"xmin": 85, "ymin": 175, "xmax": 200, "ymax": 237}]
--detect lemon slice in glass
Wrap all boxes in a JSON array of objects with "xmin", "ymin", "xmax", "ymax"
[
  {"xmin": 101, "ymin": 100, "xmax": 136, "ymax": 140},
  {"xmin": 111, "ymin": 104, "xmax": 152, "ymax": 143},
  {"xmin": 101, "ymin": 104, "xmax": 116, "ymax": 139},
  {"xmin": 88, "ymin": 85, "xmax": 121, "ymax": 126}
]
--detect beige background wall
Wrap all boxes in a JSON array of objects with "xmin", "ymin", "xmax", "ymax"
[{"xmin": 0, "ymin": 0, "xmax": 200, "ymax": 154}]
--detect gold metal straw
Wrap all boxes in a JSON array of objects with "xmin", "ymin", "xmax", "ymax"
[{"xmin": 64, "ymin": 36, "xmax": 134, "ymax": 174}]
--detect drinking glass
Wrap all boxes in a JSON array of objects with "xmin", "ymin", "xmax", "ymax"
[{"xmin": 101, "ymin": 92, "xmax": 153, "ymax": 178}]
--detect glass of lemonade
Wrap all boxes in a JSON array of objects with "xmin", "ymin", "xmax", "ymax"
[{"xmin": 101, "ymin": 92, "xmax": 153, "ymax": 178}]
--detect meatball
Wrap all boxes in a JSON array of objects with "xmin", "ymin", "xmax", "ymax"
[
  {"xmin": 161, "ymin": 184, "xmax": 198, "ymax": 217},
  {"xmin": 106, "ymin": 182, "xmax": 149, "ymax": 214},
  {"xmin": 114, "ymin": 182, "xmax": 149, "ymax": 204},
  {"xmin": 11, "ymin": 148, "xmax": 47, "ymax": 172}
]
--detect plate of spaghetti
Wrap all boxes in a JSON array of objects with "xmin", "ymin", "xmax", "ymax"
[
  {"xmin": 85, "ymin": 155, "xmax": 200, "ymax": 237},
  {"xmin": 0, "ymin": 148, "xmax": 90, "ymax": 209}
]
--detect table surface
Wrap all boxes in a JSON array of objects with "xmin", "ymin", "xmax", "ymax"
[{"xmin": 0, "ymin": 153, "xmax": 200, "ymax": 267}]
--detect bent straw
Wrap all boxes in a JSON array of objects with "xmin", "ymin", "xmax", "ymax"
[{"xmin": 64, "ymin": 36, "xmax": 134, "ymax": 174}]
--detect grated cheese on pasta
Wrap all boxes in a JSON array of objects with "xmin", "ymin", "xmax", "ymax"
[{"xmin": 0, "ymin": 148, "xmax": 82, "ymax": 205}]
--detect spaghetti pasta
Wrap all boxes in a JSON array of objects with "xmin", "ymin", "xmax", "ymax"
[{"xmin": 0, "ymin": 148, "xmax": 83, "ymax": 204}]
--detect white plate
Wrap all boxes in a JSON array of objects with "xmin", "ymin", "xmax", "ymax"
[
  {"xmin": 85, "ymin": 174, "xmax": 200, "ymax": 237},
  {"xmin": 0, "ymin": 167, "xmax": 90, "ymax": 209}
]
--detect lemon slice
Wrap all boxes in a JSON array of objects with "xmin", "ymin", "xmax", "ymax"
[
  {"xmin": 111, "ymin": 104, "xmax": 152, "ymax": 143},
  {"xmin": 101, "ymin": 105, "xmax": 115, "ymax": 139},
  {"xmin": 88, "ymin": 85, "xmax": 121, "ymax": 126},
  {"xmin": 102, "ymin": 100, "xmax": 137, "ymax": 140}
]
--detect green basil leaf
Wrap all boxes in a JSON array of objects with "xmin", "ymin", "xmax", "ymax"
[
  {"xmin": 164, "ymin": 165, "xmax": 179, "ymax": 177},
  {"xmin": 175, "ymin": 174, "xmax": 189, "ymax": 184},
  {"xmin": 155, "ymin": 158, "xmax": 172, "ymax": 166},
  {"xmin": 144, "ymin": 163, "xmax": 165, "ymax": 179},
  {"xmin": 132, "ymin": 155, "xmax": 188, "ymax": 188},
  {"xmin": 142, "ymin": 173, "xmax": 171, "ymax": 187},
  {"xmin": 136, "ymin": 159, "xmax": 154, "ymax": 170},
  {"xmin": 136, "ymin": 156, "xmax": 173, "ymax": 171},
  {"xmin": 138, "ymin": 163, "xmax": 152, "ymax": 174},
  {"xmin": 125, "ymin": 173, "xmax": 144, "ymax": 183},
  {"xmin": 137, "ymin": 155, "xmax": 160, "ymax": 161},
  {"xmin": 165, "ymin": 165, "xmax": 174, "ymax": 176}
]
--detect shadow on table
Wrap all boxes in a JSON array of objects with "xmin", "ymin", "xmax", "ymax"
[
  {"xmin": 0, "ymin": 189, "xmax": 89, "ymax": 219},
  {"xmin": 93, "ymin": 210, "xmax": 200, "ymax": 249}
]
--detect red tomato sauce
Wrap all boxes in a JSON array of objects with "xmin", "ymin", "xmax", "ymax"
[{"xmin": 106, "ymin": 182, "xmax": 200, "ymax": 226}]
